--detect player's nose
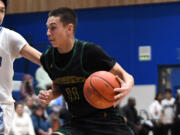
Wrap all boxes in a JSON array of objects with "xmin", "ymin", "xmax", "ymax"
[{"xmin": 47, "ymin": 29, "xmax": 51, "ymax": 37}]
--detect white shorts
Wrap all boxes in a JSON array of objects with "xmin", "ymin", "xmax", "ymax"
[{"xmin": 0, "ymin": 103, "xmax": 14, "ymax": 135}]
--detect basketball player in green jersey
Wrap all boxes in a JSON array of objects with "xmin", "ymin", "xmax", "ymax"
[{"xmin": 38, "ymin": 7, "xmax": 134, "ymax": 135}]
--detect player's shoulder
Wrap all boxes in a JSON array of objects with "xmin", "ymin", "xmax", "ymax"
[
  {"xmin": 41, "ymin": 47, "xmax": 53, "ymax": 64},
  {"xmin": 78, "ymin": 39, "xmax": 103, "ymax": 52},
  {"xmin": 2, "ymin": 27, "xmax": 16, "ymax": 34},
  {"xmin": 43, "ymin": 46, "xmax": 53, "ymax": 56},
  {"xmin": 1, "ymin": 27, "xmax": 23, "ymax": 38},
  {"xmin": 1, "ymin": 27, "xmax": 9, "ymax": 32},
  {"xmin": 0, "ymin": 27, "xmax": 10, "ymax": 35}
]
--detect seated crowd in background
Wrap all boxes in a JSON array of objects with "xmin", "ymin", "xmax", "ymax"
[
  {"xmin": 20, "ymin": 74, "xmax": 36, "ymax": 100},
  {"xmin": 122, "ymin": 97, "xmax": 150, "ymax": 135},
  {"xmin": 10, "ymin": 102, "xmax": 35, "ymax": 135},
  {"xmin": 10, "ymin": 95, "xmax": 71, "ymax": 135},
  {"xmin": 121, "ymin": 88, "xmax": 180, "ymax": 135},
  {"xmin": 11, "ymin": 68, "xmax": 72, "ymax": 135},
  {"xmin": 12, "ymin": 70, "xmax": 180, "ymax": 135}
]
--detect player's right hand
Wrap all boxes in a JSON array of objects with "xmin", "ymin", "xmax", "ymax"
[{"xmin": 38, "ymin": 90, "xmax": 52, "ymax": 106}]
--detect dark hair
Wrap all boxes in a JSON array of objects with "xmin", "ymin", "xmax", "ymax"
[
  {"xmin": 1, "ymin": 0, "xmax": 7, "ymax": 9},
  {"xmin": 48, "ymin": 7, "xmax": 77, "ymax": 34},
  {"xmin": 34, "ymin": 104, "xmax": 44, "ymax": 110},
  {"xmin": 128, "ymin": 97, "xmax": 135, "ymax": 104},
  {"xmin": 155, "ymin": 92, "xmax": 162, "ymax": 100},
  {"xmin": 15, "ymin": 101, "xmax": 24, "ymax": 109},
  {"xmin": 165, "ymin": 88, "xmax": 172, "ymax": 94}
]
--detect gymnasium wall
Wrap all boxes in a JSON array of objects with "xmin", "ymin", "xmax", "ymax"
[
  {"xmin": 4, "ymin": 2, "xmax": 180, "ymax": 88},
  {"xmin": 6, "ymin": 0, "xmax": 180, "ymax": 14}
]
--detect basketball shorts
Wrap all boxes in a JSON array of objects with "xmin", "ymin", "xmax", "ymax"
[
  {"xmin": 55, "ymin": 109, "xmax": 134, "ymax": 135},
  {"xmin": 0, "ymin": 103, "xmax": 14, "ymax": 135}
]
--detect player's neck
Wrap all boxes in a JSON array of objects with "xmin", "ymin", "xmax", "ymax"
[{"xmin": 57, "ymin": 38, "xmax": 75, "ymax": 54}]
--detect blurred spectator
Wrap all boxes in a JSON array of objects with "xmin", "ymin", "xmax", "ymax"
[
  {"xmin": 59, "ymin": 107, "xmax": 72, "ymax": 124},
  {"xmin": 31, "ymin": 104, "xmax": 52, "ymax": 135},
  {"xmin": 35, "ymin": 66, "xmax": 52, "ymax": 91},
  {"xmin": 24, "ymin": 96, "xmax": 35, "ymax": 115},
  {"xmin": 20, "ymin": 74, "xmax": 36, "ymax": 100},
  {"xmin": 173, "ymin": 89, "xmax": 180, "ymax": 135},
  {"xmin": 10, "ymin": 102, "xmax": 35, "ymax": 135},
  {"xmin": 49, "ymin": 96, "xmax": 64, "ymax": 108},
  {"xmin": 149, "ymin": 92, "xmax": 163, "ymax": 135},
  {"xmin": 161, "ymin": 88, "xmax": 175, "ymax": 135},
  {"xmin": 122, "ymin": 97, "xmax": 149, "ymax": 135},
  {"xmin": 49, "ymin": 96, "xmax": 72, "ymax": 123},
  {"xmin": 48, "ymin": 106, "xmax": 63, "ymax": 132}
]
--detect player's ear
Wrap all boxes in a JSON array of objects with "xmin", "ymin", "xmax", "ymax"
[{"xmin": 66, "ymin": 23, "xmax": 74, "ymax": 34}]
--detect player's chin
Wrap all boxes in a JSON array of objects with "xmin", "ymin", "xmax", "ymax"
[
  {"xmin": 52, "ymin": 43, "xmax": 58, "ymax": 48},
  {"xmin": 49, "ymin": 40, "xmax": 56, "ymax": 46}
]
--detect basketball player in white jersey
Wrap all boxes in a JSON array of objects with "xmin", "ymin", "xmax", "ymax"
[{"xmin": 0, "ymin": 0, "xmax": 41, "ymax": 134}]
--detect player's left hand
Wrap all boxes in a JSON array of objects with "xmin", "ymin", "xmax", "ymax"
[{"xmin": 113, "ymin": 76, "xmax": 132, "ymax": 107}]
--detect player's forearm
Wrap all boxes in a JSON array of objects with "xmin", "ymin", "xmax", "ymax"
[
  {"xmin": 50, "ymin": 81, "xmax": 62, "ymax": 99},
  {"xmin": 118, "ymin": 68, "xmax": 134, "ymax": 86},
  {"xmin": 122, "ymin": 73, "xmax": 134, "ymax": 88},
  {"xmin": 110, "ymin": 62, "xmax": 134, "ymax": 87},
  {"xmin": 20, "ymin": 44, "xmax": 42, "ymax": 66}
]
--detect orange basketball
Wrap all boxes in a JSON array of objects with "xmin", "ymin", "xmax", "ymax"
[{"xmin": 83, "ymin": 71, "xmax": 121, "ymax": 109}]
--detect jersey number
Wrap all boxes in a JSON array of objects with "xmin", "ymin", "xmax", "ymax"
[
  {"xmin": 0, "ymin": 57, "xmax": 2, "ymax": 67},
  {"xmin": 65, "ymin": 87, "xmax": 80, "ymax": 102}
]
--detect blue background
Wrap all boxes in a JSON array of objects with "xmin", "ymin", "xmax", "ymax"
[{"xmin": 4, "ymin": 2, "xmax": 180, "ymax": 93}]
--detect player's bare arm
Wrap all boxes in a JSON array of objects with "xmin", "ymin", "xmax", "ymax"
[
  {"xmin": 109, "ymin": 62, "xmax": 134, "ymax": 107},
  {"xmin": 51, "ymin": 82, "xmax": 62, "ymax": 99},
  {"xmin": 38, "ymin": 82, "xmax": 62, "ymax": 106},
  {"xmin": 20, "ymin": 44, "xmax": 42, "ymax": 66}
]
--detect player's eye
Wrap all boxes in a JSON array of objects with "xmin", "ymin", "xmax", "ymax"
[
  {"xmin": 0, "ymin": 9, "xmax": 5, "ymax": 13},
  {"xmin": 50, "ymin": 26, "xmax": 56, "ymax": 31}
]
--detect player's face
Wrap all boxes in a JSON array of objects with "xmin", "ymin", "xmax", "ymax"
[
  {"xmin": 46, "ymin": 16, "xmax": 69, "ymax": 48},
  {"xmin": 0, "ymin": 0, "xmax": 5, "ymax": 25}
]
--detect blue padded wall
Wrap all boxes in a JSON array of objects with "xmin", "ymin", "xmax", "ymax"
[{"xmin": 3, "ymin": 2, "xmax": 180, "ymax": 89}]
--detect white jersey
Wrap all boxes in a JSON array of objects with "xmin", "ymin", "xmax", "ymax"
[
  {"xmin": 149, "ymin": 100, "xmax": 162, "ymax": 122},
  {"xmin": 0, "ymin": 27, "xmax": 27, "ymax": 104},
  {"xmin": 161, "ymin": 98, "xmax": 175, "ymax": 124}
]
